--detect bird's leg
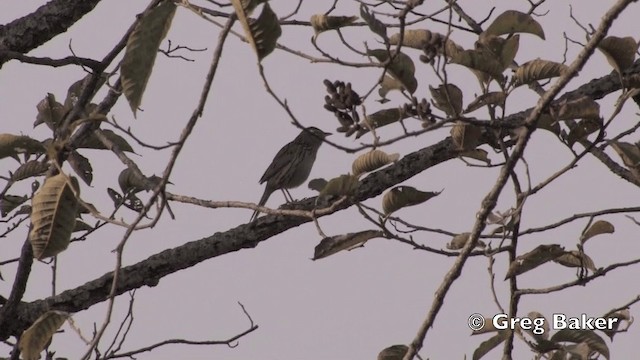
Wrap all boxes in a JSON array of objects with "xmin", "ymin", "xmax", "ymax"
[{"xmin": 281, "ymin": 189, "xmax": 294, "ymax": 202}]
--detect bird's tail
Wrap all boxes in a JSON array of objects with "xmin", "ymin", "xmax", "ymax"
[{"xmin": 250, "ymin": 186, "xmax": 273, "ymax": 222}]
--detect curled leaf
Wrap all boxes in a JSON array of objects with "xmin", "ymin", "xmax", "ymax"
[
  {"xmin": 388, "ymin": 29, "xmax": 462, "ymax": 58},
  {"xmin": 464, "ymin": 92, "xmax": 506, "ymax": 114},
  {"xmin": 19, "ymin": 311, "xmax": 70, "ymax": 360},
  {"xmin": 429, "ymin": 84, "xmax": 463, "ymax": 116},
  {"xmin": 232, "ymin": 1, "xmax": 282, "ymax": 60},
  {"xmin": 313, "ymin": 230, "xmax": 383, "ymax": 260},
  {"xmin": 602, "ymin": 309, "xmax": 632, "ymax": 340},
  {"xmin": 581, "ymin": 220, "xmax": 614, "ymax": 243},
  {"xmin": 598, "ymin": 36, "xmax": 638, "ymax": 73},
  {"xmin": 352, "ymin": 150, "xmax": 400, "ymax": 177},
  {"xmin": 514, "ymin": 59, "xmax": 568, "ymax": 87},
  {"xmin": 29, "ymin": 174, "xmax": 79, "ymax": 259},
  {"xmin": 382, "ymin": 186, "xmax": 440, "ymax": 215},
  {"xmin": 549, "ymin": 329, "xmax": 609, "ymax": 360},
  {"xmin": 310, "ymin": 14, "xmax": 357, "ymax": 35},
  {"xmin": 34, "ymin": 93, "xmax": 65, "ymax": 129},
  {"xmin": 482, "ymin": 10, "xmax": 545, "ymax": 39},
  {"xmin": 505, "ymin": 244, "xmax": 565, "ymax": 279},
  {"xmin": 318, "ymin": 174, "xmax": 359, "ymax": 197}
]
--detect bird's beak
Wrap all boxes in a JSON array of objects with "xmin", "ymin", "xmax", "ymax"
[{"xmin": 323, "ymin": 131, "xmax": 332, "ymax": 136}]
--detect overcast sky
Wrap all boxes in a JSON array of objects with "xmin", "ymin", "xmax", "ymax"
[{"xmin": 1, "ymin": 1, "xmax": 640, "ymax": 359}]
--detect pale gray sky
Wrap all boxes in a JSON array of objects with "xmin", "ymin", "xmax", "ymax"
[{"xmin": 1, "ymin": 1, "xmax": 639, "ymax": 359}]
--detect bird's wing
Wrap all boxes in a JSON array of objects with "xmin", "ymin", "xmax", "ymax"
[{"xmin": 258, "ymin": 141, "xmax": 295, "ymax": 184}]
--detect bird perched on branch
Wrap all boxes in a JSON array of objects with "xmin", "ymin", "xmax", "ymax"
[{"xmin": 250, "ymin": 127, "xmax": 330, "ymax": 222}]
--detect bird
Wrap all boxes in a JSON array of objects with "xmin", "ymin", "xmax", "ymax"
[{"xmin": 250, "ymin": 126, "xmax": 330, "ymax": 222}]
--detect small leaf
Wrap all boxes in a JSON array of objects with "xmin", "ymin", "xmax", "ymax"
[
  {"xmin": 553, "ymin": 97, "xmax": 600, "ymax": 121},
  {"xmin": 482, "ymin": 10, "xmax": 545, "ymax": 39},
  {"xmin": 565, "ymin": 117, "xmax": 602, "ymax": 148},
  {"xmin": 460, "ymin": 149, "xmax": 492, "ymax": 165},
  {"xmin": 232, "ymin": 1, "xmax": 282, "ymax": 60},
  {"xmin": 598, "ymin": 36, "xmax": 637, "ymax": 73},
  {"xmin": 360, "ymin": 4, "xmax": 387, "ymax": 41},
  {"xmin": 553, "ymin": 250, "xmax": 597, "ymax": 272},
  {"xmin": 505, "ymin": 244, "xmax": 565, "ymax": 279},
  {"xmin": 120, "ymin": 0, "xmax": 177, "ymax": 117},
  {"xmin": 464, "ymin": 92, "xmax": 506, "ymax": 114},
  {"xmin": 377, "ymin": 344, "xmax": 408, "ymax": 360},
  {"xmin": 73, "ymin": 220, "xmax": 94, "ymax": 233},
  {"xmin": 308, "ymin": 178, "xmax": 328, "ymax": 192},
  {"xmin": 313, "ymin": 230, "xmax": 383, "ymax": 260},
  {"xmin": 19, "ymin": 311, "xmax": 70, "ymax": 360},
  {"xmin": 550, "ymin": 329, "xmax": 609, "ymax": 360},
  {"xmin": 388, "ymin": 29, "xmax": 462, "ymax": 58},
  {"xmin": 447, "ymin": 232, "xmax": 486, "ymax": 250},
  {"xmin": 514, "ymin": 59, "xmax": 568, "ymax": 87},
  {"xmin": 352, "ymin": 150, "xmax": 400, "ymax": 177},
  {"xmin": 67, "ymin": 151, "xmax": 93, "ymax": 186},
  {"xmin": 34, "ymin": 93, "xmax": 65, "ymax": 129},
  {"xmin": 581, "ymin": 220, "xmax": 614, "ymax": 243},
  {"xmin": 368, "ymin": 49, "xmax": 417, "ymax": 94},
  {"xmin": 11, "ymin": 160, "xmax": 49, "ymax": 182},
  {"xmin": 310, "ymin": 14, "xmax": 357, "ymax": 35},
  {"xmin": 78, "ymin": 129, "xmax": 134, "ymax": 152},
  {"xmin": 429, "ymin": 84, "xmax": 463, "ymax": 116},
  {"xmin": 0, "ymin": 134, "xmax": 44, "ymax": 160},
  {"xmin": 1, "ymin": 194, "xmax": 29, "ymax": 217},
  {"xmin": 472, "ymin": 331, "xmax": 508, "ymax": 360},
  {"xmin": 382, "ymin": 186, "xmax": 440, "ymax": 215},
  {"xmin": 450, "ymin": 122, "xmax": 482, "ymax": 151},
  {"xmin": 29, "ymin": 174, "xmax": 79, "ymax": 259},
  {"xmin": 318, "ymin": 174, "xmax": 359, "ymax": 197}
]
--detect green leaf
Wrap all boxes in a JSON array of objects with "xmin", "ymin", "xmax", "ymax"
[
  {"xmin": 368, "ymin": 49, "xmax": 417, "ymax": 94},
  {"xmin": 313, "ymin": 230, "xmax": 383, "ymax": 260},
  {"xmin": 121, "ymin": 0, "xmax": 177, "ymax": 117},
  {"xmin": 232, "ymin": 1, "xmax": 282, "ymax": 60},
  {"xmin": 360, "ymin": 4, "xmax": 387, "ymax": 41},
  {"xmin": 482, "ymin": 10, "xmax": 545, "ymax": 39}
]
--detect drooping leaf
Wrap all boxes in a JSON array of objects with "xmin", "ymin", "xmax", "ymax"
[
  {"xmin": 29, "ymin": 174, "xmax": 79, "ymax": 259},
  {"xmin": 447, "ymin": 232, "xmax": 486, "ymax": 250},
  {"xmin": 464, "ymin": 92, "xmax": 506, "ymax": 114},
  {"xmin": 19, "ymin": 311, "xmax": 70, "ymax": 360},
  {"xmin": 352, "ymin": 150, "xmax": 400, "ymax": 177},
  {"xmin": 505, "ymin": 244, "xmax": 565, "ymax": 279},
  {"xmin": 598, "ymin": 36, "xmax": 638, "ymax": 73},
  {"xmin": 450, "ymin": 48, "xmax": 506, "ymax": 79},
  {"xmin": 377, "ymin": 344, "xmax": 408, "ymax": 360},
  {"xmin": 382, "ymin": 186, "xmax": 440, "ymax": 215},
  {"xmin": 121, "ymin": 0, "xmax": 177, "ymax": 116},
  {"xmin": 450, "ymin": 122, "xmax": 482, "ymax": 151},
  {"xmin": 514, "ymin": 59, "xmax": 568, "ymax": 87},
  {"xmin": 472, "ymin": 331, "xmax": 509, "ymax": 360},
  {"xmin": 610, "ymin": 141, "xmax": 640, "ymax": 168},
  {"xmin": 310, "ymin": 14, "xmax": 357, "ymax": 35},
  {"xmin": 318, "ymin": 174, "xmax": 359, "ymax": 197},
  {"xmin": 1, "ymin": 194, "xmax": 28, "ymax": 217},
  {"xmin": 565, "ymin": 117, "xmax": 602, "ymax": 148},
  {"xmin": 368, "ymin": 49, "xmax": 417, "ymax": 94},
  {"xmin": 554, "ymin": 97, "xmax": 600, "ymax": 121},
  {"xmin": 313, "ymin": 230, "xmax": 383, "ymax": 260},
  {"xmin": 476, "ymin": 34, "xmax": 520, "ymax": 69},
  {"xmin": 34, "ymin": 93, "xmax": 65, "ymax": 129},
  {"xmin": 0, "ymin": 134, "xmax": 44, "ymax": 160},
  {"xmin": 360, "ymin": 4, "xmax": 387, "ymax": 41},
  {"xmin": 553, "ymin": 250, "xmax": 597, "ymax": 272},
  {"xmin": 11, "ymin": 160, "xmax": 49, "ymax": 182},
  {"xmin": 602, "ymin": 309, "xmax": 632, "ymax": 340},
  {"xmin": 67, "ymin": 151, "xmax": 93, "ymax": 186},
  {"xmin": 78, "ymin": 129, "xmax": 134, "ymax": 152},
  {"xmin": 482, "ymin": 10, "xmax": 545, "ymax": 39},
  {"xmin": 550, "ymin": 329, "xmax": 610, "ymax": 360},
  {"xmin": 232, "ymin": 1, "xmax": 282, "ymax": 60},
  {"xmin": 429, "ymin": 84, "xmax": 463, "ymax": 116},
  {"xmin": 581, "ymin": 220, "xmax": 614, "ymax": 243}
]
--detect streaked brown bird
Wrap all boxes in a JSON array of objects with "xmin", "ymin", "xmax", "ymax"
[{"xmin": 250, "ymin": 127, "xmax": 330, "ymax": 222}]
